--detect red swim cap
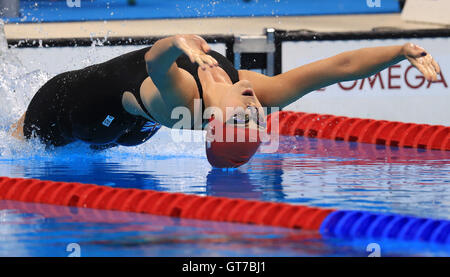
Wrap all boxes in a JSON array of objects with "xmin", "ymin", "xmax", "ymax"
[{"xmin": 205, "ymin": 118, "xmax": 262, "ymax": 168}]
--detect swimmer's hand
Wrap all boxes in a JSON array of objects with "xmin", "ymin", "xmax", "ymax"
[
  {"xmin": 402, "ymin": 43, "xmax": 441, "ymax": 82},
  {"xmin": 173, "ymin": 35, "xmax": 218, "ymax": 70}
]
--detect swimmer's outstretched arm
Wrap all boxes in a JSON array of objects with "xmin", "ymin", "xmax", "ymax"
[
  {"xmin": 144, "ymin": 35, "xmax": 218, "ymax": 108},
  {"xmin": 239, "ymin": 43, "xmax": 441, "ymax": 109}
]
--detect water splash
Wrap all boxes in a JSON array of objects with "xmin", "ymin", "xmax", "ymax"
[
  {"xmin": 0, "ymin": 19, "xmax": 49, "ymax": 127},
  {"xmin": 0, "ymin": 20, "xmax": 59, "ymax": 157},
  {"xmin": 0, "ymin": 19, "xmax": 7, "ymax": 53}
]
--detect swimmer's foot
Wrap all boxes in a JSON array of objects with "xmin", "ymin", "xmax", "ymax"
[{"xmin": 10, "ymin": 113, "xmax": 26, "ymax": 141}]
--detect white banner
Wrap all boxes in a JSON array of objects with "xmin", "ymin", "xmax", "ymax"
[
  {"xmin": 10, "ymin": 43, "xmax": 227, "ymax": 75},
  {"xmin": 282, "ymin": 38, "xmax": 450, "ymax": 126},
  {"xmin": 402, "ymin": 0, "xmax": 450, "ymax": 25}
]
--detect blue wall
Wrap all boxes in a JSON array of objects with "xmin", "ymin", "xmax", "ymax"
[{"xmin": 3, "ymin": 0, "xmax": 400, "ymax": 23}]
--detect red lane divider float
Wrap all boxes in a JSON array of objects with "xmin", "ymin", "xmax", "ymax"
[
  {"xmin": 0, "ymin": 177, "xmax": 334, "ymax": 230},
  {"xmin": 267, "ymin": 111, "xmax": 450, "ymax": 151}
]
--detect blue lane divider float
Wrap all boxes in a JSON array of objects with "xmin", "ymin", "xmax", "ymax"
[
  {"xmin": 1, "ymin": 176, "xmax": 449, "ymax": 248},
  {"xmin": 320, "ymin": 210, "xmax": 450, "ymax": 245}
]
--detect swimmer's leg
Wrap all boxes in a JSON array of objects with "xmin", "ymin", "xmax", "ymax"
[{"xmin": 10, "ymin": 112, "xmax": 26, "ymax": 140}]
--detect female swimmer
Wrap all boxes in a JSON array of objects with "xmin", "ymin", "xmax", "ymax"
[{"xmin": 10, "ymin": 35, "xmax": 440, "ymax": 167}]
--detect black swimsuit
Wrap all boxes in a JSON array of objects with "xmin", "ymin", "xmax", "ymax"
[{"xmin": 23, "ymin": 46, "xmax": 239, "ymax": 148}]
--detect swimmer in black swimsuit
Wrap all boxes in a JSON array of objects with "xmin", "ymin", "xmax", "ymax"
[
  {"xmin": 11, "ymin": 35, "xmax": 440, "ymax": 167},
  {"xmin": 12, "ymin": 38, "xmax": 245, "ymax": 150},
  {"xmin": 21, "ymin": 46, "xmax": 161, "ymax": 149}
]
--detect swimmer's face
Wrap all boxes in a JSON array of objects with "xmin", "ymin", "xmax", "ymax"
[{"xmin": 204, "ymin": 79, "xmax": 266, "ymax": 130}]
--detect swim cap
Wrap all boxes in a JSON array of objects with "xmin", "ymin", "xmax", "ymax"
[{"xmin": 205, "ymin": 118, "xmax": 262, "ymax": 168}]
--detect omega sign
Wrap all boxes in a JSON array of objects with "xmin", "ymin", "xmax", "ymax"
[{"xmin": 321, "ymin": 64, "xmax": 448, "ymax": 92}]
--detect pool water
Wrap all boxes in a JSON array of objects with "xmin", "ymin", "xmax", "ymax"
[
  {"xmin": 0, "ymin": 133, "xmax": 449, "ymax": 256},
  {"xmin": 2, "ymin": 132, "xmax": 449, "ymax": 219},
  {"xmin": 0, "ymin": 200, "xmax": 358, "ymax": 257}
]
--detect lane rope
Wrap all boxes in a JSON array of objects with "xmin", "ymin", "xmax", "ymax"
[
  {"xmin": 1, "ymin": 176, "xmax": 449, "ymax": 245},
  {"xmin": 268, "ymin": 111, "xmax": 449, "ymax": 151},
  {"xmin": 0, "ymin": 177, "xmax": 333, "ymax": 230}
]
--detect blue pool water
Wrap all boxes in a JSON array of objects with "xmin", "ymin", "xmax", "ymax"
[
  {"xmin": 0, "ymin": 133, "xmax": 449, "ymax": 256},
  {"xmin": 1, "ymin": 134, "xmax": 450, "ymax": 219}
]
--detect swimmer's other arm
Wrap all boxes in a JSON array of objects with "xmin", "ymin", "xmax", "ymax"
[
  {"xmin": 144, "ymin": 35, "xmax": 217, "ymax": 108},
  {"xmin": 240, "ymin": 43, "xmax": 441, "ymax": 109}
]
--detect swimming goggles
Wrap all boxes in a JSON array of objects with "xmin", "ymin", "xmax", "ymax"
[{"xmin": 225, "ymin": 106, "xmax": 266, "ymax": 129}]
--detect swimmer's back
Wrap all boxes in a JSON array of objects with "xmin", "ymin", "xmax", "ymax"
[{"xmin": 23, "ymin": 46, "xmax": 159, "ymax": 147}]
